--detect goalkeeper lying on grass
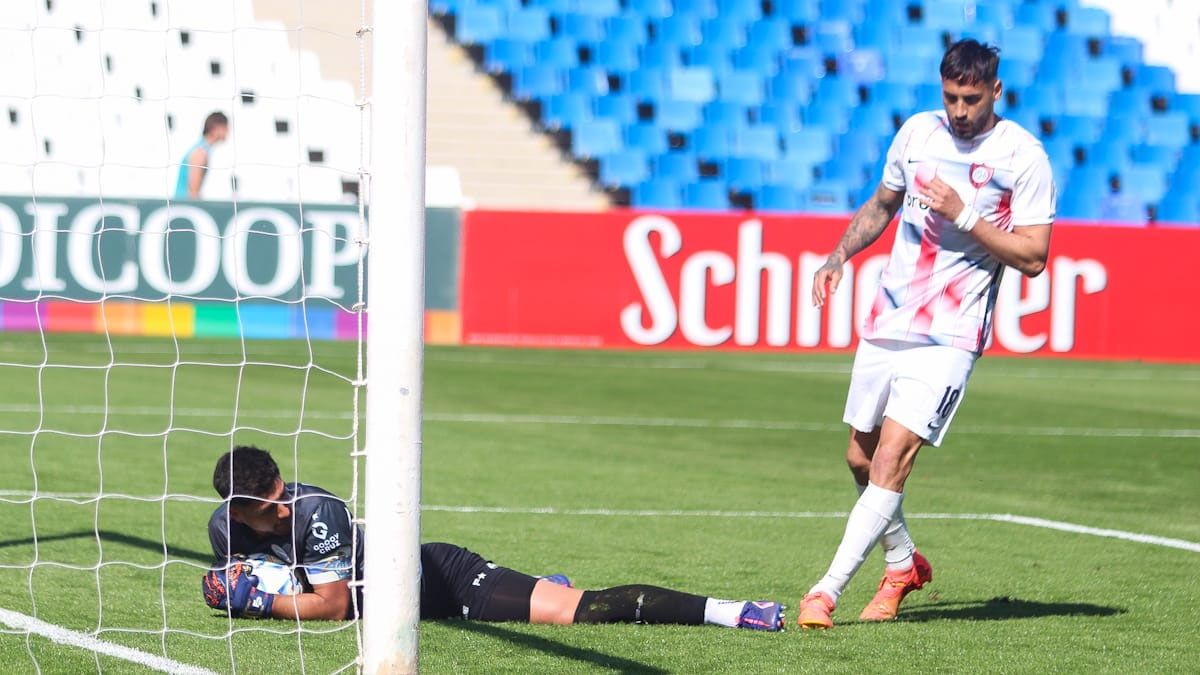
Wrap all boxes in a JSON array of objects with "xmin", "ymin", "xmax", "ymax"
[{"xmin": 202, "ymin": 446, "xmax": 784, "ymax": 631}]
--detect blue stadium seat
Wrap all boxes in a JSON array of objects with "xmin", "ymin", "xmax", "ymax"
[
  {"xmin": 634, "ymin": 178, "xmax": 684, "ymax": 208},
  {"xmin": 839, "ymin": 131, "xmax": 883, "ymax": 164},
  {"xmin": 1131, "ymin": 65, "xmax": 1175, "ymax": 92},
  {"xmin": 1015, "ymin": 2, "xmax": 1057, "ymax": 32},
  {"xmin": 814, "ymin": 20, "xmax": 855, "ymax": 55},
  {"xmin": 1079, "ymin": 58, "xmax": 1123, "ymax": 94},
  {"xmin": 806, "ymin": 180, "xmax": 852, "ymax": 213},
  {"xmin": 605, "ymin": 14, "xmax": 649, "ymax": 45},
  {"xmin": 1107, "ymin": 89, "xmax": 1152, "ymax": 118},
  {"xmin": 655, "ymin": 15, "xmax": 703, "ymax": 47},
  {"xmin": 1171, "ymin": 93, "xmax": 1200, "ymax": 123},
  {"xmin": 770, "ymin": 74, "xmax": 816, "ymax": 106},
  {"xmin": 997, "ymin": 26, "xmax": 1044, "ymax": 63},
  {"xmin": 851, "ymin": 102, "xmax": 898, "ymax": 136},
  {"xmin": 974, "ymin": 0, "xmax": 1014, "ymax": 31},
  {"xmin": 1145, "ymin": 112, "xmax": 1190, "ymax": 148},
  {"xmin": 1085, "ymin": 140, "xmax": 1132, "ymax": 174},
  {"xmin": 568, "ymin": 66, "xmax": 611, "ymax": 96},
  {"xmin": 1103, "ymin": 36, "xmax": 1143, "ymax": 68},
  {"xmin": 513, "ymin": 65, "xmax": 565, "ymax": 101},
  {"xmin": 820, "ymin": 156, "xmax": 869, "ymax": 184},
  {"xmin": 886, "ymin": 52, "xmax": 942, "ymax": 86},
  {"xmin": 704, "ymin": 101, "xmax": 749, "ymax": 128},
  {"xmin": 717, "ymin": 0, "xmax": 764, "ymax": 22},
  {"xmin": 535, "ymin": 37, "xmax": 581, "ymax": 69},
  {"xmin": 1016, "ymin": 85, "xmax": 1063, "ymax": 117},
  {"xmin": 656, "ymin": 99, "xmax": 704, "ymax": 131},
  {"xmin": 1058, "ymin": 191, "xmax": 1102, "ymax": 220},
  {"xmin": 506, "ymin": 7, "xmax": 551, "ymax": 42},
  {"xmin": 625, "ymin": 123, "xmax": 669, "ymax": 154},
  {"xmin": 733, "ymin": 44, "xmax": 782, "ymax": 75},
  {"xmin": 541, "ymin": 92, "xmax": 592, "ymax": 130},
  {"xmin": 690, "ymin": 125, "xmax": 734, "ymax": 158},
  {"xmin": 701, "ymin": 18, "xmax": 748, "ymax": 50},
  {"xmin": 592, "ymin": 40, "xmax": 640, "ymax": 72},
  {"xmin": 559, "ymin": 14, "xmax": 606, "ymax": 43},
  {"xmin": 803, "ymin": 99, "xmax": 852, "ymax": 134},
  {"xmin": 686, "ymin": 180, "xmax": 730, "ymax": 209},
  {"xmin": 839, "ymin": 49, "xmax": 886, "ymax": 84},
  {"xmin": 599, "ymin": 151, "xmax": 650, "ymax": 187},
  {"xmin": 626, "ymin": 0, "xmax": 673, "ymax": 20},
  {"xmin": 571, "ymin": 119, "xmax": 622, "ymax": 158},
  {"xmin": 484, "ymin": 39, "xmax": 535, "ymax": 73},
  {"xmin": 775, "ymin": 0, "xmax": 821, "ymax": 23},
  {"xmin": 718, "ymin": 70, "xmax": 766, "ymax": 106},
  {"xmin": 735, "ymin": 126, "xmax": 781, "ymax": 160},
  {"xmin": 780, "ymin": 49, "xmax": 827, "ymax": 80},
  {"xmin": 669, "ymin": 67, "xmax": 717, "ymax": 103},
  {"xmin": 1062, "ymin": 88, "xmax": 1108, "ymax": 118},
  {"xmin": 1067, "ymin": 165, "xmax": 1112, "ymax": 197},
  {"xmin": 895, "ymin": 25, "xmax": 947, "ymax": 60},
  {"xmin": 639, "ymin": 43, "xmax": 683, "ymax": 69},
  {"xmin": 1041, "ymin": 138, "xmax": 1076, "ymax": 173},
  {"xmin": 997, "ymin": 58, "xmax": 1038, "ymax": 89},
  {"xmin": 685, "ymin": 43, "xmax": 733, "ymax": 73},
  {"xmin": 818, "ymin": 0, "xmax": 864, "ymax": 24},
  {"xmin": 756, "ymin": 102, "xmax": 801, "ymax": 131},
  {"xmin": 755, "ymin": 185, "xmax": 804, "ymax": 212},
  {"xmin": 1156, "ymin": 193, "xmax": 1200, "ymax": 226},
  {"xmin": 456, "ymin": 6, "xmax": 505, "ymax": 45},
  {"xmin": 625, "ymin": 68, "xmax": 667, "ymax": 100},
  {"xmin": 723, "ymin": 157, "xmax": 766, "ymax": 190},
  {"xmin": 869, "ymin": 81, "xmax": 916, "ymax": 113},
  {"xmin": 1098, "ymin": 193, "xmax": 1147, "ymax": 225},
  {"xmin": 1102, "ymin": 114, "xmax": 1147, "ymax": 147},
  {"xmin": 1063, "ymin": 6, "xmax": 1110, "ymax": 36},
  {"xmin": 595, "ymin": 93, "xmax": 637, "ymax": 125},
  {"xmin": 767, "ymin": 157, "xmax": 818, "ymax": 189},
  {"xmin": 575, "ymin": 0, "xmax": 622, "ymax": 18},
  {"xmin": 783, "ymin": 128, "xmax": 834, "ymax": 164},
  {"xmin": 914, "ymin": 83, "xmax": 944, "ymax": 110},
  {"xmin": 653, "ymin": 152, "xmax": 701, "ymax": 182},
  {"xmin": 1130, "ymin": 143, "xmax": 1181, "ymax": 171},
  {"xmin": 816, "ymin": 76, "xmax": 861, "ymax": 107},
  {"xmin": 676, "ymin": 0, "xmax": 719, "ymax": 19},
  {"xmin": 1053, "ymin": 115, "xmax": 1104, "ymax": 146},
  {"xmin": 748, "ymin": 18, "xmax": 791, "ymax": 51},
  {"xmin": 923, "ymin": 0, "xmax": 969, "ymax": 31},
  {"xmin": 1119, "ymin": 165, "xmax": 1168, "ymax": 204}
]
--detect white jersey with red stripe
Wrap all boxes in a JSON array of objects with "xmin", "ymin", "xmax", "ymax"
[{"xmin": 863, "ymin": 110, "xmax": 1057, "ymax": 353}]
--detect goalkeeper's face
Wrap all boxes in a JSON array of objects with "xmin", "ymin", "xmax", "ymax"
[
  {"xmin": 230, "ymin": 479, "xmax": 292, "ymax": 536},
  {"xmin": 941, "ymin": 76, "xmax": 1001, "ymax": 140}
]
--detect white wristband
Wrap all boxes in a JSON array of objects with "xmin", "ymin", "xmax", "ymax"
[{"xmin": 953, "ymin": 207, "xmax": 980, "ymax": 233}]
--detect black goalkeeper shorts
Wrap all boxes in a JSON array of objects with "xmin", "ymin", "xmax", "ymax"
[{"xmin": 419, "ymin": 542, "xmax": 537, "ymax": 621}]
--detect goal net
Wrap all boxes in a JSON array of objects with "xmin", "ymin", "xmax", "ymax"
[{"xmin": 0, "ymin": 0, "xmax": 423, "ymax": 672}]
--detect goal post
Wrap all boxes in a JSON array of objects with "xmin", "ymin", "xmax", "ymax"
[{"xmin": 362, "ymin": 0, "xmax": 428, "ymax": 673}]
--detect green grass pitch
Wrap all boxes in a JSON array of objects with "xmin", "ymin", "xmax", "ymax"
[{"xmin": 0, "ymin": 333, "xmax": 1197, "ymax": 673}]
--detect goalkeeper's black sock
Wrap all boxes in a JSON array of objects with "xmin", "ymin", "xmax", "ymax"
[{"xmin": 573, "ymin": 585, "xmax": 707, "ymax": 625}]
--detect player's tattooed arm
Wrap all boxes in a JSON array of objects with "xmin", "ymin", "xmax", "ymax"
[{"xmin": 812, "ymin": 184, "xmax": 904, "ymax": 307}]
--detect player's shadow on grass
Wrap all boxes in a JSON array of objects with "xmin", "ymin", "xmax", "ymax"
[
  {"xmin": 442, "ymin": 620, "xmax": 669, "ymax": 674},
  {"xmin": 897, "ymin": 596, "xmax": 1125, "ymax": 623},
  {"xmin": 0, "ymin": 530, "xmax": 211, "ymax": 563}
]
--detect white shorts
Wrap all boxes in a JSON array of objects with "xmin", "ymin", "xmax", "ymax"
[{"xmin": 842, "ymin": 338, "xmax": 977, "ymax": 447}]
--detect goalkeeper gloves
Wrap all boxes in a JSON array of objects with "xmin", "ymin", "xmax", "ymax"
[{"xmin": 202, "ymin": 562, "xmax": 275, "ymax": 618}]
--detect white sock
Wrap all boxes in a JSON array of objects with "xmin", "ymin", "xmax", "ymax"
[
  {"xmin": 811, "ymin": 483, "xmax": 904, "ymax": 603},
  {"xmin": 856, "ymin": 482, "xmax": 915, "ymax": 572},
  {"xmin": 703, "ymin": 598, "xmax": 746, "ymax": 628}
]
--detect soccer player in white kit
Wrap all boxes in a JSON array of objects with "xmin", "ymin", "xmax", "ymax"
[{"xmin": 797, "ymin": 40, "xmax": 1056, "ymax": 629}]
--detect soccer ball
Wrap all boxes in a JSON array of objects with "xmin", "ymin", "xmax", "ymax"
[{"xmin": 236, "ymin": 554, "xmax": 302, "ymax": 596}]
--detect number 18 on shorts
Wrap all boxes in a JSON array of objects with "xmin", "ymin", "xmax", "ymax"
[{"xmin": 842, "ymin": 339, "xmax": 977, "ymax": 447}]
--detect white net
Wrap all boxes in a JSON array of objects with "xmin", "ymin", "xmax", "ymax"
[{"xmin": 0, "ymin": 0, "xmax": 371, "ymax": 672}]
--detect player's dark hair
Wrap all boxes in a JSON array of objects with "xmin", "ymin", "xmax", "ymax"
[
  {"xmin": 940, "ymin": 39, "xmax": 1000, "ymax": 85},
  {"xmin": 203, "ymin": 111, "xmax": 228, "ymax": 135},
  {"xmin": 213, "ymin": 445, "xmax": 280, "ymax": 506}
]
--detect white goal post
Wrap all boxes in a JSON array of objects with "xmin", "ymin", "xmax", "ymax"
[{"xmin": 362, "ymin": 0, "xmax": 428, "ymax": 673}]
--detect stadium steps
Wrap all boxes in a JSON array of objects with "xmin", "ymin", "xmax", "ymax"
[{"xmin": 426, "ymin": 21, "xmax": 609, "ymax": 210}]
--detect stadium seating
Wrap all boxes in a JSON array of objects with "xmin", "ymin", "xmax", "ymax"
[
  {"xmin": 0, "ymin": 1, "xmax": 358, "ymax": 202},
  {"xmin": 437, "ymin": 2, "xmax": 1193, "ymax": 220}
]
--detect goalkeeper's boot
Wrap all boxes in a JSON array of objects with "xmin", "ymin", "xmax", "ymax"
[
  {"xmin": 539, "ymin": 574, "xmax": 573, "ymax": 587},
  {"xmin": 797, "ymin": 591, "xmax": 836, "ymax": 630},
  {"xmin": 736, "ymin": 601, "xmax": 785, "ymax": 631},
  {"xmin": 858, "ymin": 550, "xmax": 933, "ymax": 621}
]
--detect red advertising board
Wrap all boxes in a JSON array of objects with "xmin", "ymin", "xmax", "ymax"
[{"xmin": 461, "ymin": 209, "xmax": 1200, "ymax": 362}]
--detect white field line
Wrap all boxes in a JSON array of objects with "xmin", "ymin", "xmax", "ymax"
[
  {"xmin": 1, "ymin": 490, "xmax": 1194, "ymax": 554},
  {"xmin": 0, "ymin": 404, "xmax": 1195, "ymax": 439},
  {"xmin": 424, "ymin": 505, "xmax": 1200, "ymax": 553},
  {"xmin": 0, "ymin": 607, "xmax": 217, "ymax": 675}
]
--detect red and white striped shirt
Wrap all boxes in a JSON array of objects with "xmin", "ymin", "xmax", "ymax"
[{"xmin": 863, "ymin": 111, "xmax": 1057, "ymax": 353}]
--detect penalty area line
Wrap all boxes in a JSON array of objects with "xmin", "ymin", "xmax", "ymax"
[
  {"xmin": 425, "ymin": 505, "xmax": 1200, "ymax": 553},
  {"xmin": 0, "ymin": 607, "xmax": 217, "ymax": 675}
]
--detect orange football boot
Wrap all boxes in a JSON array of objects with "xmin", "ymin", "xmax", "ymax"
[
  {"xmin": 797, "ymin": 591, "xmax": 836, "ymax": 629},
  {"xmin": 858, "ymin": 551, "xmax": 933, "ymax": 621}
]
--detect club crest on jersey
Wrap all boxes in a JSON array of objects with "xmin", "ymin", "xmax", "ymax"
[{"xmin": 969, "ymin": 163, "xmax": 994, "ymax": 189}]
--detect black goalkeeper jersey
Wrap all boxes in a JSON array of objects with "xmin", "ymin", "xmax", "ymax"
[{"xmin": 207, "ymin": 482, "xmax": 364, "ymax": 591}]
